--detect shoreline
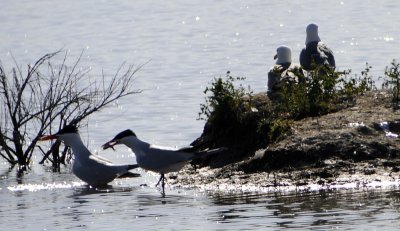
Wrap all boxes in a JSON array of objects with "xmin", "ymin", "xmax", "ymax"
[{"xmin": 170, "ymin": 90, "xmax": 400, "ymax": 192}]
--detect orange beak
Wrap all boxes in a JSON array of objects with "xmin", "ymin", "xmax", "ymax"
[{"xmin": 39, "ymin": 135, "xmax": 57, "ymax": 141}]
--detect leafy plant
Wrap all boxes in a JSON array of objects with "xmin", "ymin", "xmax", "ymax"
[
  {"xmin": 268, "ymin": 118, "xmax": 293, "ymax": 143},
  {"xmin": 275, "ymin": 63, "xmax": 376, "ymax": 120},
  {"xmin": 276, "ymin": 65, "xmax": 343, "ymax": 118},
  {"xmin": 359, "ymin": 63, "xmax": 376, "ymax": 92},
  {"xmin": 383, "ymin": 59, "xmax": 400, "ymax": 108},
  {"xmin": 198, "ymin": 71, "xmax": 253, "ymax": 122},
  {"xmin": 338, "ymin": 63, "xmax": 375, "ymax": 100}
]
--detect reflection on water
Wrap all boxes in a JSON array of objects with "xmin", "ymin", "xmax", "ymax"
[
  {"xmin": 207, "ymin": 189, "xmax": 400, "ymax": 229},
  {"xmin": 0, "ymin": 171, "xmax": 400, "ymax": 230}
]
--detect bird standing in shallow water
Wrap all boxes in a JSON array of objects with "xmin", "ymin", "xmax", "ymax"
[
  {"xmin": 40, "ymin": 125, "xmax": 139, "ymax": 187},
  {"xmin": 102, "ymin": 129, "xmax": 225, "ymax": 195},
  {"xmin": 299, "ymin": 23, "xmax": 335, "ymax": 71}
]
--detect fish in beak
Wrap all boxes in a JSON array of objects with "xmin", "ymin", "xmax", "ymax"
[{"xmin": 102, "ymin": 140, "xmax": 117, "ymax": 151}]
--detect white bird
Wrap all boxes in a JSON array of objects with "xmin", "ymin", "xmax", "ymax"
[
  {"xmin": 102, "ymin": 129, "xmax": 225, "ymax": 194},
  {"xmin": 300, "ymin": 23, "xmax": 335, "ymax": 71},
  {"xmin": 268, "ymin": 45, "xmax": 303, "ymax": 95},
  {"xmin": 40, "ymin": 125, "xmax": 139, "ymax": 187}
]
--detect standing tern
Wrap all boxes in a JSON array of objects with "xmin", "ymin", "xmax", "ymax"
[
  {"xmin": 102, "ymin": 129, "xmax": 225, "ymax": 194},
  {"xmin": 40, "ymin": 125, "xmax": 140, "ymax": 187}
]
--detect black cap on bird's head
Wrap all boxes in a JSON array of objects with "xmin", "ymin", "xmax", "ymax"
[
  {"xmin": 39, "ymin": 124, "xmax": 79, "ymax": 141},
  {"xmin": 102, "ymin": 129, "xmax": 136, "ymax": 150},
  {"xmin": 57, "ymin": 125, "xmax": 78, "ymax": 135},
  {"xmin": 113, "ymin": 129, "xmax": 136, "ymax": 140}
]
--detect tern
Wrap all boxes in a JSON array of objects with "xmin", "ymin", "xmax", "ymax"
[
  {"xmin": 102, "ymin": 129, "xmax": 225, "ymax": 194},
  {"xmin": 40, "ymin": 125, "xmax": 140, "ymax": 187}
]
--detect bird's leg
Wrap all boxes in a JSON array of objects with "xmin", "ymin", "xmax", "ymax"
[
  {"xmin": 155, "ymin": 173, "xmax": 165, "ymax": 187},
  {"xmin": 161, "ymin": 176, "xmax": 165, "ymax": 195},
  {"xmin": 156, "ymin": 173, "xmax": 166, "ymax": 196}
]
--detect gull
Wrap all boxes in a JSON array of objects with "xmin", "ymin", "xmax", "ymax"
[
  {"xmin": 40, "ymin": 125, "xmax": 140, "ymax": 187},
  {"xmin": 268, "ymin": 45, "xmax": 303, "ymax": 97},
  {"xmin": 102, "ymin": 129, "xmax": 226, "ymax": 194},
  {"xmin": 300, "ymin": 23, "xmax": 335, "ymax": 71}
]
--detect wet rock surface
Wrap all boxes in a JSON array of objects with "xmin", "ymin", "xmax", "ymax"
[{"xmin": 170, "ymin": 91, "xmax": 400, "ymax": 191}]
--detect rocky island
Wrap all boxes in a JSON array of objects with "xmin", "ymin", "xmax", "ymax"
[{"xmin": 170, "ymin": 72, "xmax": 400, "ymax": 192}]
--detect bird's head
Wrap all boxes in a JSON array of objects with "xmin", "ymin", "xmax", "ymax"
[
  {"xmin": 305, "ymin": 23, "xmax": 321, "ymax": 45},
  {"xmin": 102, "ymin": 129, "xmax": 137, "ymax": 151},
  {"xmin": 274, "ymin": 45, "xmax": 292, "ymax": 64},
  {"xmin": 39, "ymin": 125, "xmax": 79, "ymax": 145}
]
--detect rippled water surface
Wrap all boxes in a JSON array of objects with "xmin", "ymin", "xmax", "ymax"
[
  {"xmin": 2, "ymin": 169, "xmax": 400, "ymax": 230},
  {"xmin": 1, "ymin": 0, "xmax": 400, "ymax": 230}
]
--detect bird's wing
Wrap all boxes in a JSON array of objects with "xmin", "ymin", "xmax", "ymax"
[
  {"xmin": 176, "ymin": 145, "xmax": 194, "ymax": 153},
  {"xmin": 299, "ymin": 48, "xmax": 312, "ymax": 70},
  {"xmin": 149, "ymin": 144, "xmax": 178, "ymax": 151},
  {"xmin": 89, "ymin": 154, "xmax": 113, "ymax": 165},
  {"xmin": 318, "ymin": 43, "xmax": 335, "ymax": 68},
  {"xmin": 147, "ymin": 145, "xmax": 195, "ymax": 162}
]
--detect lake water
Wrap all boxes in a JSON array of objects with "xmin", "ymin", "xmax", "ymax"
[{"xmin": 1, "ymin": 0, "xmax": 400, "ymax": 230}]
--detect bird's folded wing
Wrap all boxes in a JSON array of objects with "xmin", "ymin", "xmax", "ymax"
[
  {"xmin": 90, "ymin": 154, "xmax": 113, "ymax": 165},
  {"xmin": 176, "ymin": 145, "xmax": 194, "ymax": 153}
]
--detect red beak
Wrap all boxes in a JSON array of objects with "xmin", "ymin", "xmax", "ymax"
[{"xmin": 39, "ymin": 135, "xmax": 57, "ymax": 141}]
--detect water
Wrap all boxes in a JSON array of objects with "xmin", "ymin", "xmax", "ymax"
[{"xmin": 1, "ymin": 0, "xmax": 400, "ymax": 230}]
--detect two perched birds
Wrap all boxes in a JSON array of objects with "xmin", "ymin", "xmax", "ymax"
[
  {"xmin": 40, "ymin": 125, "xmax": 224, "ymax": 194},
  {"xmin": 268, "ymin": 23, "xmax": 336, "ymax": 94}
]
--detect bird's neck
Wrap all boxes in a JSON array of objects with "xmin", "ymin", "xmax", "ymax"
[
  {"xmin": 306, "ymin": 34, "xmax": 321, "ymax": 45},
  {"xmin": 63, "ymin": 135, "xmax": 91, "ymax": 158},
  {"xmin": 125, "ymin": 137, "xmax": 150, "ymax": 157}
]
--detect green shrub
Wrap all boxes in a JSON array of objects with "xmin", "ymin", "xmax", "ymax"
[
  {"xmin": 383, "ymin": 59, "xmax": 400, "ymax": 108},
  {"xmin": 198, "ymin": 64, "xmax": 377, "ymax": 151},
  {"xmin": 338, "ymin": 63, "xmax": 375, "ymax": 99},
  {"xmin": 268, "ymin": 118, "xmax": 293, "ymax": 143},
  {"xmin": 276, "ymin": 65, "xmax": 343, "ymax": 118},
  {"xmin": 198, "ymin": 71, "xmax": 253, "ymax": 123},
  {"xmin": 198, "ymin": 72, "xmax": 271, "ymax": 149},
  {"xmin": 276, "ymin": 64, "xmax": 376, "ymax": 119}
]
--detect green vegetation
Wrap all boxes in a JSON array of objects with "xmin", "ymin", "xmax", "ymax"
[
  {"xmin": 198, "ymin": 72, "xmax": 266, "ymax": 151},
  {"xmin": 383, "ymin": 59, "xmax": 400, "ymax": 108},
  {"xmin": 198, "ymin": 62, "xmax": 387, "ymax": 158},
  {"xmin": 199, "ymin": 71, "xmax": 253, "ymax": 122}
]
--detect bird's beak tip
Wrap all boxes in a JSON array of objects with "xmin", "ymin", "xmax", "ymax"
[
  {"xmin": 39, "ymin": 135, "xmax": 56, "ymax": 141},
  {"xmin": 102, "ymin": 141, "xmax": 116, "ymax": 151}
]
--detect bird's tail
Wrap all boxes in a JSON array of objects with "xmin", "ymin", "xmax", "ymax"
[
  {"xmin": 118, "ymin": 164, "xmax": 141, "ymax": 178},
  {"xmin": 194, "ymin": 147, "xmax": 228, "ymax": 159},
  {"xmin": 118, "ymin": 172, "xmax": 141, "ymax": 178},
  {"xmin": 128, "ymin": 164, "xmax": 139, "ymax": 170}
]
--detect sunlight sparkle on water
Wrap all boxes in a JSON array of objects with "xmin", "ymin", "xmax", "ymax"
[{"xmin": 7, "ymin": 182, "xmax": 85, "ymax": 192}]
